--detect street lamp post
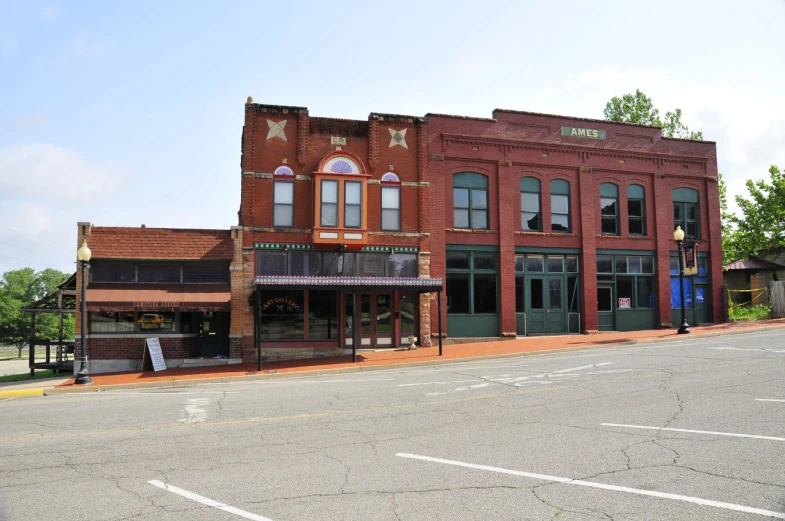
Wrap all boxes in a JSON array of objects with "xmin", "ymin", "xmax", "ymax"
[
  {"xmin": 673, "ymin": 226, "xmax": 691, "ymax": 334},
  {"xmin": 75, "ymin": 240, "xmax": 93, "ymax": 385}
]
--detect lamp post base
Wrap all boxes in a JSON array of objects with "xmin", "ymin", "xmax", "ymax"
[
  {"xmin": 677, "ymin": 323, "xmax": 691, "ymax": 334},
  {"xmin": 74, "ymin": 363, "xmax": 92, "ymax": 385}
]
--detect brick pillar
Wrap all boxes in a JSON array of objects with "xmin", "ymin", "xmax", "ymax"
[
  {"xmin": 497, "ymin": 160, "xmax": 516, "ymax": 337},
  {"xmin": 653, "ymin": 173, "xmax": 673, "ymax": 327},
  {"xmin": 241, "ymin": 241, "xmax": 256, "ymax": 363},
  {"xmin": 705, "ymin": 176, "xmax": 724, "ymax": 322},
  {"xmin": 578, "ymin": 167, "xmax": 598, "ymax": 333},
  {"xmin": 428, "ymin": 154, "xmax": 447, "ymax": 340},
  {"xmin": 74, "ymin": 222, "xmax": 92, "ymax": 358},
  {"xmin": 229, "ymin": 226, "xmax": 245, "ymax": 359},
  {"xmin": 418, "ymin": 253, "xmax": 432, "ymax": 347}
]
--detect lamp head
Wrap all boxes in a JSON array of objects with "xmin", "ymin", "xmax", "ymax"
[
  {"xmin": 673, "ymin": 226, "xmax": 685, "ymax": 242},
  {"xmin": 77, "ymin": 240, "xmax": 92, "ymax": 262}
]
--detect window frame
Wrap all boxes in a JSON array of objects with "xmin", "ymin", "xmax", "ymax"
[
  {"xmin": 453, "ymin": 173, "xmax": 489, "ymax": 230},
  {"xmin": 320, "ymin": 179, "xmax": 339, "ymax": 228},
  {"xmin": 672, "ymin": 188, "xmax": 700, "ymax": 240},
  {"xmin": 380, "ymin": 185, "xmax": 401, "ymax": 232},
  {"xmin": 627, "ymin": 184, "xmax": 646, "ymax": 236},
  {"xmin": 344, "ymin": 180, "xmax": 362, "ymax": 229},
  {"xmin": 445, "ymin": 250, "xmax": 498, "ymax": 315},
  {"xmin": 272, "ymin": 180, "xmax": 295, "ymax": 228},
  {"xmin": 550, "ymin": 179, "xmax": 571, "ymax": 233},
  {"xmin": 520, "ymin": 177, "xmax": 542, "ymax": 232},
  {"xmin": 600, "ymin": 183, "xmax": 619, "ymax": 236}
]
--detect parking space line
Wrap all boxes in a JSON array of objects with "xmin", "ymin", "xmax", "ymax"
[
  {"xmin": 756, "ymin": 399, "xmax": 785, "ymax": 403},
  {"xmin": 395, "ymin": 453, "xmax": 785, "ymax": 519},
  {"xmin": 601, "ymin": 423, "xmax": 785, "ymax": 441},
  {"xmin": 149, "ymin": 480, "xmax": 274, "ymax": 520}
]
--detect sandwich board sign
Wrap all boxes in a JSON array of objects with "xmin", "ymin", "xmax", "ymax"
[{"xmin": 143, "ymin": 337, "xmax": 167, "ymax": 372}]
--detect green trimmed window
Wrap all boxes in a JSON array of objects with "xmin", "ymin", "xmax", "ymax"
[
  {"xmin": 672, "ymin": 188, "xmax": 699, "ymax": 239},
  {"xmin": 600, "ymin": 183, "xmax": 619, "ymax": 235},
  {"xmin": 453, "ymin": 172, "xmax": 489, "ymax": 229},
  {"xmin": 446, "ymin": 251, "xmax": 497, "ymax": 314},
  {"xmin": 550, "ymin": 179, "xmax": 571, "ymax": 233},
  {"xmin": 520, "ymin": 177, "xmax": 541, "ymax": 231},
  {"xmin": 627, "ymin": 184, "xmax": 646, "ymax": 236}
]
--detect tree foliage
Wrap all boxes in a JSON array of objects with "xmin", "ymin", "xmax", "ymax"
[
  {"xmin": 604, "ymin": 90, "xmax": 703, "ymax": 140},
  {"xmin": 0, "ymin": 268, "xmax": 74, "ymax": 358}
]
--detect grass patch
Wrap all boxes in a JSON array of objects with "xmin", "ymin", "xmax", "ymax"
[
  {"xmin": 0, "ymin": 370, "xmax": 59, "ymax": 383},
  {"xmin": 729, "ymin": 303, "xmax": 770, "ymax": 321}
]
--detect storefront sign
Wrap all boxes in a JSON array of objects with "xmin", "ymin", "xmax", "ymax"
[
  {"xmin": 683, "ymin": 243, "xmax": 698, "ymax": 276},
  {"xmin": 618, "ymin": 297, "xmax": 631, "ymax": 309},
  {"xmin": 262, "ymin": 297, "xmax": 300, "ymax": 312},
  {"xmin": 144, "ymin": 337, "xmax": 167, "ymax": 372},
  {"xmin": 138, "ymin": 313, "xmax": 173, "ymax": 331},
  {"xmin": 561, "ymin": 126, "xmax": 607, "ymax": 140}
]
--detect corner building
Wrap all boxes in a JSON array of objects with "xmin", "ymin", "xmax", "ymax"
[
  {"xmin": 427, "ymin": 110, "xmax": 722, "ymax": 337},
  {"xmin": 239, "ymin": 102, "xmax": 437, "ymax": 360}
]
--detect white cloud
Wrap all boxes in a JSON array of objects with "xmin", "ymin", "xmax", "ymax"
[{"xmin": 0, "ymin": 144, "xmax": 120, "ymax": 201}]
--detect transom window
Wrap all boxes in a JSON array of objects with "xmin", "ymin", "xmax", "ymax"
[
  {"xmin": 550, "ymin": 179, "xmax": 571, "ymax": 233},
  {"xmin": 520, "ymin": 177, "xmax": 541, "ymax": 232},
  {"xmin": 673, "ymin": 188, "xmax": 699, "ymax": 239},
  {"xmin": 453, "ymin": 172, "xmax": 489, "ymax": 230},
  {"xmin": 600, "ymin": 183, "xmax": 619, "ymax": 235},
  {"xmin": 627, "ymin": 184, "xmax": 646, "ymax": 236}
]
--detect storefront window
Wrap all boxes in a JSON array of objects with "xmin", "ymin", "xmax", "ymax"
[
  {"xmin": 446, "ymin": 250, "xmax": 497, "ymax": 315},
  {"xmin": 597, "ymin": 255, "xmax": 656, "ymax": 309},
  {"xmin": 89, "ymin": 312, "xmax": 136, "ymax": 333},
  {"xmin": 260, "ymin": 291, "xmax": 304, "ymax": 340},
  {"xmin": 388, "ymin": 253, "xmax": 418, "ymax": 277},
  {"xmin": 138, "ymin": 265, "xmax": 180, "ymax": 283},
  {"xmin": 138, "ymin": 312, "xmax": 176, "ymax": 332},
  {"xmin": 308, "ymin": 291, "xmax": 338, "ymax": 340}
]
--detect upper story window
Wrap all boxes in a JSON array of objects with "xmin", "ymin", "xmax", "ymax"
[
  {"xmin": 381, "ymin": 172, "xmax": 401, "ymax": 231},
  {"xmin": 672, "ymin": 188, "xmax": 699, "ymax": 239},
  {"xmin": 320, "ymin": 180, "xmax": 338, "ymax": 227},
  {"xmin": 453, "ymin": 172, "xmax": 488, "ymax": 230},
  {"xmin": 273, "ymin": 181, "xmax": 294, "ymax": 227},
  {"xmin": 550, "ymin": 179, "xmax": 571, "ymax": 233},
  {"xmin": 600, "ymin": 183, "xmax": 619, "ymax": 235},
  {"xmin": 91, "ymin": 263, "xmax": 229, "ymax": 284},
  {"xmin": 344, "ymin": 181, "xmax": 362, "ymax": 228},
  {"xmin": 324, "ymin": 156, "xmax": 361, "ymax": 174},
  {"xmin": 627, "ymin": 184, "xmax": 646, "ymax": 236},
  {"xmin": 520, "ymin": 177, "xmax": 541, "ymax": 232}
]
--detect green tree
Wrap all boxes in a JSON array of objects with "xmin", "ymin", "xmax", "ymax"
[
  {"xmin": 0, "ymin": 268, "xmax": 74, "ymax": 358},
  {"xmin": 729, "ymin": 165, "xmax": 785, "ymax": 260},
  {"xmin": 603, "ymin": 90, "xmax": 703, "ymax": 140}
]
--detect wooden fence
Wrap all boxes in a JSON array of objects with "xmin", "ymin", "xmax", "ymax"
[{"xmin": 770, "ymin": 281, "xmax": 785, "ymax": 318}]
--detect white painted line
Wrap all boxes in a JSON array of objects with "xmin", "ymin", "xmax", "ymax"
[
  {"xmin": 180, "ymin": 398, "xmax": 209, "ymax": 423},
  {"xmin": 601, "ymin": 423, "xmax": 785, "ymax": 441},
  {"xmin": 395, "ymin": 453, "xmax": 785, "ymax": 520},
  {"xmin": 756, "ymin": 399, "xmax": 785, "ymax": 403},
  {"xmin": 550, "ymin": 362, "xmax": 612, "ymax": 374},
  {"xmin": 398, "ymin": 380, "xmax": 477, "ymax": 387},
  {"xmin": 148, "ymin": 480, "xmax": 274, "ymax": 520}
]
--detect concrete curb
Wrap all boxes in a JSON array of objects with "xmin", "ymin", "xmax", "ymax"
[
  {"xmin": 44, "ymin": 323, "xmax": 785, "ymax": 395},
  {"xmin": 0, "ymin": 389, "xmax": 45, "ymax": 398}
]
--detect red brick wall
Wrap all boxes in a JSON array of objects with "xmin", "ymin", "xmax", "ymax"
[
  {"xmin": 75, "ymin": 336, "xmax": 197, "ymax": 360},
  {"xmin": 428, "ymin": 110, "xmax": 721, "ymax": 335}
]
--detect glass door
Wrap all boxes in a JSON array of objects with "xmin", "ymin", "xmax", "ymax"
[
  {"xmin": 400, "ymin": 293, "xmax": 417, "ymax": 345},
  {"xmin": 375, "ymin": 294, "xmax": 393, "ymax": 346},
  {"xmin": 546, "ymin": 278, "xmax": 565, "ymax": 333},
  {"xmin": 597, "ymin": 284, "xmax": 614, "ymax": 331},
  {"xmin": 527, "ymin": 278, "xmax": 546, "ymax": 333}
]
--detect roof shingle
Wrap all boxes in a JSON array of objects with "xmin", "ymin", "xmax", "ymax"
[{"xmin": 87, "ymin": 227, "xmax": 233, "ymax": 261}]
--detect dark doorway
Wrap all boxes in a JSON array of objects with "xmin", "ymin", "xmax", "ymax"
[{"xmin": 197, "ymin": 311, "xmax": 230, "ymax": 357}]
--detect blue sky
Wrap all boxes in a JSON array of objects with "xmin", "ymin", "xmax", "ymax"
[{"xmin": 1, "ymin": 0, "xmax": 784, "ymax": 275}]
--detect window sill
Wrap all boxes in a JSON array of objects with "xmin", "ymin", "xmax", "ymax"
[{"xmin": 447, "ymin": 228, "xmax": 495, "ymax": 233}]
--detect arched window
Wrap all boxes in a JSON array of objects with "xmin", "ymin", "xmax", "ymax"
[
  {"xmin": 323, "ymin": 156, "xmax": 361, "ymax": 174},
  {"xmin": 672, "ymin": 188, "xmax": 699, "ymax": 239},
  {"xmin": 627, "ymin": 184, "xmax": 646, "ymax": 236},
  {"xmin": 453, "ymin": 173, "xmax": 489, "ymax": 229},
  {"xmin": 550, "ymin": 179, "xmax": 571, "ymax": 233},
  {"xmin": 381, "ymin": 172, "xmax": 401, "ymax": 231},
  {"xmin": 600, "ymin": 183, "xmax": 619, "ymax": 235},
  {"xmin": 520, "ymin": 177, "xmax": 541, "ymax": 232}
]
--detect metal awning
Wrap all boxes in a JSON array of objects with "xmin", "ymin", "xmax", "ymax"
[
  {"xmin": 86, "ymin": 284, "xmax": 231, "ymax": 312},
  {"xmin": 254, "ymin": 276, "xmax": 443, "ymax": 292}
]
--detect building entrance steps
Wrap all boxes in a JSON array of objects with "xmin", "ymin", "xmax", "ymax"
[{"xmin": 46, "ymin": 319, "xmax": 785, "ymax": 394}]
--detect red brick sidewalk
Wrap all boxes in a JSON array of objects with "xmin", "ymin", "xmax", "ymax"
[{"xmin": 55, "ymin": 319, "xmax": 785, "ymax": 391}]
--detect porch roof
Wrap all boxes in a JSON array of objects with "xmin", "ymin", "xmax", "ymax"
[
  {"xmin": 254, "ymin": 276, "xmax": 443, "ymax": 292},
  {"xmin": 85, "ymin": 284, "xmax": 231, "ymax": 312}
]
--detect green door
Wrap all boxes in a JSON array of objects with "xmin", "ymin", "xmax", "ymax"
[
  {"xmin": 547, "ymin": 278, "xmax": 565, "ymax": 333},
  {"xmin": 597, "ymin": 285, "xmax": 614, "ymax": 331},
  {"xmin": 695, "ymin": 283, "xmax": 710, "ymax": 324},
  {"xmin": 197, "ymin": 312, "xmax": 230, "ymax": 357},
  {"xmin": 527, "ymin": 277, "xmax": 547, "ymax": 333},
  {"xmin": 527, "ymin": 276, "xmax": 566, "ymax": 334}
]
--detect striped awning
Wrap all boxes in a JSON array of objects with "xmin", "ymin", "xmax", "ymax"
[{"xmin": 254, "ymin": 276, "xmax": 443, "ymax": 292}]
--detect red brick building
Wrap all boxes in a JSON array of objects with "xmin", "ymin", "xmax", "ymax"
[
  {"xmin": 73, "ymin": 101, "xmax": 721, "ymax": 373},
  {"xmin": 427, "ymin": 109, "xmax": 721, "ymax": 337}
]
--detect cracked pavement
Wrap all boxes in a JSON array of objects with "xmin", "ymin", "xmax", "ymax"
[{"xmin": 1, "ymin": 329, "xmax": 785, "ymax": 520}]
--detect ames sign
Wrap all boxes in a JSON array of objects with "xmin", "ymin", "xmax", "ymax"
[{"xmin": 561, "ymin": 126, "xmax": 607, "ymax": 140}]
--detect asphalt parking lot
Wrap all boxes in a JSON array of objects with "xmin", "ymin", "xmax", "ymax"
[{"xmin": 1, "ymin": 329, "xmax": 784, "ymax": 520}]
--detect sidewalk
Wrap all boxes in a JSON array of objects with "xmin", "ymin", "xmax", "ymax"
[{"xmin": 20, "ymin": 319, "xmax": 785, "ymax": 395}]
